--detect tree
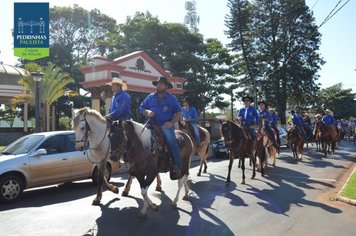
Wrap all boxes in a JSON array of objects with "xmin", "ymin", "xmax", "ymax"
[
  {"xmin": 12, "ymin": 62, "xmax": 75, "ymax": 131},
  {"xmin": 316, "ymin": 83, "xmax": 356, "ymax": 119},
  {"xmin": 106, "ymin": 12, "xmax": 236, "ymax": 111},
  {"xmin": 226, "ymin": 0, "xmax": 324, "ymax": 124},
  {"xmin": 0, "ymin": 105, "xmax": 20, "ymax": 130}
]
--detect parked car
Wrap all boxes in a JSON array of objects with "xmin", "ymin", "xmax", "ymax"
[
  {"xmin": 0, "ymin": 131, "xmax": 121, "ymax": 203},
  {"xmin": 212, "ymin": 138, "xmax": 229, "ymax": 158},
  {"xmin": 212, "ymin": 126, "xmax": 288, "ymax": 158},
  {"xmin": 277, "ymin": 127, "xmax": 288, "ymax": 147}
]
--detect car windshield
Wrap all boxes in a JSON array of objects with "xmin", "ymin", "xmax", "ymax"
[{"xmin": 1, "ymin": 135, "xmax": 45, "ymax": 155}]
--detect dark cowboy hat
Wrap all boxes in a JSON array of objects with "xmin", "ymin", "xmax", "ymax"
[
  {"xmin": 152, "ymin": 76, "xmax": 173, "ymax": 89},
  {"xmin": 290, "ymin": 110, "xmax": 295, "ymax": 114},
  {"xmin": 242, "ymin": 96, "xmax": 254, "ymax": 103},
  {"xmin": 257, "ymin": 101, "xmax": 268, "ymax": 108}
]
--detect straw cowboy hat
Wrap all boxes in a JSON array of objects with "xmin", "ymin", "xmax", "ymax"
[
  {"xmin": 315, "ymin": 113, "xmax": 322, "ymax": 118},
  {"xmin": 269, "ymin": 107, "xmax": 275, "ymax": 112},
  {"xmin": 325, "ymin": 109, "xmax": 332, "ymax": 113},
  {"xmin": 152, "ymin": 76, "xmax": 173, "ymax": 89},
  {"xmin": 106, "ymin": 77, "xmax": 128, "ymax": 90}
]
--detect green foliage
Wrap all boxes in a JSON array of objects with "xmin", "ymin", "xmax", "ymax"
[
  {"xmin": 316, "ymin": 83, "xmax": 356, "ymax": 119},
  {"xmin": 0, "ymin": 105, "xmax": 20, "ymax": 128},
  {"xmin": 58, "ymin": 116, "xmax": 72, "ymax": 130},
  {"xmin": 226, "ymin": 0, "xmax": 324, "ymax": 123},
  {"xmin": 106, "ymin": 12, "xmax": 237, "ymax": 111}
]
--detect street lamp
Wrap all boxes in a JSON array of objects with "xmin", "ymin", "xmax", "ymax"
[
  {"xmin": 200, "ymin": 95, "xmax": 206, "ymax": 128},
  {"xmin": 31, "ymin": 71, "xmax": 44, "ymax": 133}
]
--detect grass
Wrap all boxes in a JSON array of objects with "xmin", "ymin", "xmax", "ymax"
[
  {"xmin": 0, "ymin": 146, "xmax": 4, "ymax": 151},
  {"xmin": 339, "ymin": 169, "xmax": 356, "ymax": 200}
]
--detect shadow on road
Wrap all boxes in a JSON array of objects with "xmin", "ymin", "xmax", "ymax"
[{"xmin": 236, "ymin": 165, "xmax": 342, "ymax": 216}]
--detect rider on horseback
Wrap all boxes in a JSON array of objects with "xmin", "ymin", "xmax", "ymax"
[
  {"xmin": 257, "ymin": 101, "xmax": 279, "ymax": 150},
  {"xmin": 291, "ymin": 110, "xmax": 307, "ymax": 141},
  {"xmin": 237, "ymin": 96, "xmax": 259, "ymax": 156},
  {"xmin": 322, "ymin": 109, "xmax": 337, "ymax": 131},
  {"xmin": 269, "ymin": 107, "xmax": 281, "ymax": 147},
  {"xmin": 105, "ymin": 77, "xmax": 131, "ymax": 121},
  {"xmin": 182, "ymin": 96, "xmax": 201, "ymax": 149},
  {"xmin": 139, "ymin": 76, "xmax": 183, "ymax": 179}
]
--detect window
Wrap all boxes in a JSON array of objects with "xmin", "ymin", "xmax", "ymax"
[
  {"xmin": 66, "ymin": 134, "xmax": 77, "ymax": 152},
  {"xmin": 176, "ymin": 83, "xmax": 183, "ymax": 89},
  {"xmin": 38, "ymin": 135, "xmax": 66, "ymax": 154}
]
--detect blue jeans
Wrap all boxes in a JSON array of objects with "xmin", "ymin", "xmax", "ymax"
[
  {"xmin": 191, "ymin": 123, "xmax": 201, "ymax": 146},
  {"xmin": 160, "ymin": 125, "xmax": 182, "ymax": 169}
]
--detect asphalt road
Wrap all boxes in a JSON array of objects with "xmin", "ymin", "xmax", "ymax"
[{"xmin": 1, "ymin": 141, "xmax": 356, "ymax": 236}]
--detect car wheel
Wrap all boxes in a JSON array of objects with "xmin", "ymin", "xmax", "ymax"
[
  {"xmin": 92, "ymin": 163, "xmax": 112, "ymax": 185},
  {"xmin": 0, "ymin": 174, "xmax": 24, "ymax": 203}
]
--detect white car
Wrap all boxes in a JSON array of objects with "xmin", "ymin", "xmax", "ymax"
[{"xmin": 0, "ymin": 131, "xmax": 120, "ymax": 203}]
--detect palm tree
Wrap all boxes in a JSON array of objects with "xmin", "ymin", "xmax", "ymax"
[{"xmin": 12, "ymin": 62, "xmax": 75, "ymax": 131}]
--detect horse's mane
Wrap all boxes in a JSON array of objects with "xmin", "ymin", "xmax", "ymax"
[
  {"xmin": 72, "ymin": 107, "xmax": 105, "ymax": 129},
  {"xmin": 123, "ymin": 120, "xmax": 149, "ymax": 150},
  {"xmin": 222, "ymin": 120, "xmax": 241, "ymax": 140}
]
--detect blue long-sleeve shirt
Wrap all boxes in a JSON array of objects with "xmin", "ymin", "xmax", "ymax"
[
  {"xmin": 238, "ymin": 106, "xmax": 259, "ymax": 126},
  {"xmin": 108, "ymin": 90, "xmax": 131, "ymax": 120},
  {"xmin": 270, "ymin": 112, "xmax": 278, "ymax": 125},
  {"xmin": 182, "ymin": 106, "xmax": 199, "ymax": 125},
  {"xmin": 292, "ymin": 113, "xmax": 303, "ymax": 127},
  {"xmin": 139, "ymin": 92, "xmax": 181, "ymax": 125},
  {"xmin": 322, "ymin": 114, "xmax": 337, "ymax": 126}
]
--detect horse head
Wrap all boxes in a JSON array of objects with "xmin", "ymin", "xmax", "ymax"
[
  {"xmin": 221, "ymin": 120, "xmax": 242, "ymax": 148},
  {"xmin": 71, "ymin": 107, "xmax": 91, "ymax": 151}
]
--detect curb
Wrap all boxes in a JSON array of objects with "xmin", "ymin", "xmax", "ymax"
[{"xmin": 336, "ymin": 167, "xmax": 356, "ymax": 206}]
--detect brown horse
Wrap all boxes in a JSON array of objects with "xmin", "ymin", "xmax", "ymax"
[
  {"xmin": 109, "ymin": 120, "xmax": 193, "ymax": 217},
  {"xmin": 287, "ymin": 126, "xmax": 304, "ymax": 160},
  {"xmin": 313, "ymin": 120, "xmax": 337, "ymax": 157},
  {"xmin": 178, "ymin": 121, "xmax": 210, "ymax": 176},
  {"xmin": 220, "ymin": 120, "xmax": 258, "ymax": 184}
]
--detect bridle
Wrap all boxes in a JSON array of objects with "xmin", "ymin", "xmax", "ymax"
[{"xmin": 75, "ymin": 113, "xmax": 110, "ymax": 164}]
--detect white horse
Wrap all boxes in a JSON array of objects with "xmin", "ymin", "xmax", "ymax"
[{"xmin": 71, "ymin": 108, "xmax": 119, "ymax": 205}]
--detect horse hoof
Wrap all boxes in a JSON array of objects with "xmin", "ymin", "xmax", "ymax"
[
  {"xmin": 241, "ymin": 180, "xmax": 246, "ymax": 184},
  {"xmin": 197, "ymin": 173, "xmax": 201, "ymax": 176},
  {"xmin": 203, "ymin": 170, "xmax": 207, "ymax": 173},
  {"xmin": 182, "ymin": 195, "xmax": 189, "ymax": 201},
  {"xmin": 122, "ymin": 190, "xmax": 129, "ymax": 197},
  {"xmin": 251, "ymin": 176, "xmax": 255, "ymax": 179},
  {"xmin": 92, "ymin": 199, "xmax": 101, "ymax": 206},
  {"xmin": 171, "ymin": 202, "xmax": 177, "ymax": 208},
  {"xmin": 150, "ymin": 204, "xmax": 159, "ymax": 211},
  {"xmin": 155, "ymin": 186, "xmax": 162, "ymax": 192},
  {"xmin": 113, "ymin": 187, "xmax": 119, "ymax": 194}
]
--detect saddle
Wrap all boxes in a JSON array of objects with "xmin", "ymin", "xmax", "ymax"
[
  {"xmin": 182, "ymin": 122, "xmax": 206, "ymax": 147},
  {"xmin": 147, "ymin": 124, "xmax": 183, "ymax": 180}
]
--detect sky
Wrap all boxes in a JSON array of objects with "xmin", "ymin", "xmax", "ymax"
[{"xmin": 1, "ymin": 0, "xmax": 355, "ymax": 96}]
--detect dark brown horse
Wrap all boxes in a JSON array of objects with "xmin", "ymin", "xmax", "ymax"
[
  {"xmin": 287, "ymin": 126, "xmax": 304, "ymax": 160},
  {"xmin": 313, "ymin": 120, "xmax": 337, "ymax": 157},
  {"xmin": 220, "ymin": 120, "xmax": 258, "ymax": 184},
  {"xmin": 109, "ymin": 120, "xmax": 193, "ymax": 217},
  {"xmin": 178, "ymin": 121, "xmax": 210, "ymax": 176}
]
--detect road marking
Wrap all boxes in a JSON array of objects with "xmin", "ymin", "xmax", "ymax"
[{"xmin": 267, "ymin": 173, "xmax": 336, "ymax": 182}]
